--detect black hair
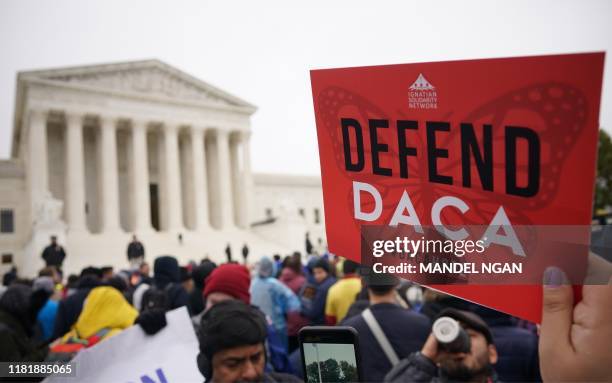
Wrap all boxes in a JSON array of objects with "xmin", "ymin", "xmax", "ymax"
[
  {"xmin": 192, "ymin": 261, "xmax": 217, "ymax": 290},
  {"xmin": 66, "ymin": 274, "xmax": 79, "ymax": 288},
  {"xmin": 343, "ymin": 259, "xmax": 360, "ymax": 275},
  {"xmin": 106, "ymin": 275, "xmax": 128, "ymax": 293},
  {"xmin": 80, "ymin": 266, "xmax": 103, "ymax": 279},
  {"xmin": 363, "ymin": 272, "xmax": 399, "ymax": 296},
  {"xmin": 313, "ymin": 257, "xmax": 330, "ymax": 273},
  {"xmin": 179, "ymin": 266, "xmax": 191, "ymax": 283}
]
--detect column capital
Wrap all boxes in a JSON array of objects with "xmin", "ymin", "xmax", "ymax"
[
  {"xmin": 239, "ymin": 130, "xmax": 252, "ymax": 141},
  {"xmin": 213, "ymin": 128, "xmax": 230, "ymax": 138},
  {"xmin": 130, "ymin": 118, "xmax": 149, "ymax": 131},
  {"xmin": 190, "ymin": 125, "xmax": 207, "ymax": 134},
  {"xmin": 28, "ymin": 107, "xmax": 49, "ymax": 121},
  {"xmin": 160, "ymin": 121, "xmax": 183, "ymax": 134},
  {"xmin": 64, "ymin": 111, "xmax": 84, "ymax": 125},
  {"xmin": 98, "ymin": 114, "xmax": 121, "ymax": 126},
  {"xmin": 190, "ymin": 126, "xmax": 205, "ymax": 139}
]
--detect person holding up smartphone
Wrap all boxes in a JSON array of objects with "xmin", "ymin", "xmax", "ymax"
[{"xmin": 384, "ymin": 308, "xmax": 500, "ymax": 383}]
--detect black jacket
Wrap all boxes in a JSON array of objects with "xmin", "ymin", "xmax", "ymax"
[
  {"xmin": 0, "ymin": 285, "xmax": 48, "ymax": 363},
  {"xmin": 472, "ymin": 306, "xmax": 541, "ymax": 382},
  {"xmin": 0, "ymin": 310, "xmax": 48, "ymax": 363},
  {"xmin": 41, "ymin": 245, "xmax": 66, "ymax": 267},
  {"xmin": 384, "ymin": 352, "xmax": 501, "ymax": 383},
  {"xmin": 153, "ymin": 256, "xmax": 191, "ymax": 315},
  {"xmin": 341, "ymin": 303, "xmax": 430, "ymax": 382}
]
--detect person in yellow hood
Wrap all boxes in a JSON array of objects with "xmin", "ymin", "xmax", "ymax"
[{"xmin": 52, "ymin": 286, "xmax": 138, "ymax": 353}]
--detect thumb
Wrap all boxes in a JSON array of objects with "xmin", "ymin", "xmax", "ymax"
[{"xmin": 540, "ymin": 266, "xmax": 574, "ymax": 356}]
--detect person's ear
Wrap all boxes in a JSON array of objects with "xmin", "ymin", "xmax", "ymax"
[{"xmin": 488, "ymin": 344, "xmax": 498, "ymax": 364}]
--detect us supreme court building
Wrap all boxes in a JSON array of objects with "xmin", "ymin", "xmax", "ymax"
[{"xmin": 0, "ymin": 60, "xmax": 326, "ymax": 276}]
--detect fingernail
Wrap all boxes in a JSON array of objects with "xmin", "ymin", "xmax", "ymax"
[{"xmin": 543, "ymin": 266, "xmax": 565, "ymax": 288}]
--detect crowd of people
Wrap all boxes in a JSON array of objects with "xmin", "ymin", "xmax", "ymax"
[{"xmin": 0, "ymin": 235, "xmax": 610, "ymax": 382}]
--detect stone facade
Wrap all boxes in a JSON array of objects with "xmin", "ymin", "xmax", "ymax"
[{"xmin": 0, "ymin": 60, "xmax": 325, "ymax": 277}]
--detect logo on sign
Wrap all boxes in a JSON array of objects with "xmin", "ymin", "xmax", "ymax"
[{"xmin": 409, "ymin": 73, "xmax": 437, "ymax": 109}]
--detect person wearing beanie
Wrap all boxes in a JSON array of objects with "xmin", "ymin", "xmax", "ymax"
[
  {"xmin": 300, "ymin": 256, "xmax": 336, "ymax": 325},
  {"xmin": 203, "ymin": 263, "xmax": 251, "ymax": 310},
  {"xmin": 201, "ymin": 263, "xmax": 296, "ymax": 376},
  {"xmin": 197, "ymin": 300, "xmax": 301, "ymax": 383},
  {"xmin": 250, "ymin": 257, "xmax": 300, "ymax": 350},
  {"xmin": 385, "ymin": 308, "xmax": 500, "ymax": 383}
]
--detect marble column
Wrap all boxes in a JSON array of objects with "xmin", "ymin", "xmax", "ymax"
[
  {"xmin": 64, "ymin": 112, "xmax": 87, "ymax": 231},
  {"xmin": 216, "ymin": 129, "xmax": 234, "ymax": 229},
  {"xmin": 230, "ymin": 133, "xmax": 240, "ymax": 227},
  {"xmin": 98, "ymin": 116, "xmax": 121, "ymax": 232},
  {"xmin": 129, "ymin": 119, "xmax": 152, "ymax": 232},
  {"xmin": 239, "ymin": 131, "xmax": 252, "ymax": 229},
  {"xmin": 28, "ymin": 108, "xmax": 49, "ymax": 206},
  {"xmin": 191, "ymin": 127, "xmax": 209, "ymax": 231},
  {"xmin": 162, "ymin": 123, "xmax": 183, "ymax": 231}
]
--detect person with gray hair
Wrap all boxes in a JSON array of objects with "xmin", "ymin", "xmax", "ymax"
[{"xmin": 249, "ymin": 256, "xmax": 301, "ymax": 351}]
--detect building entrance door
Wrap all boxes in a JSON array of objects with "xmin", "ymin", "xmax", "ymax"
[{"xmin": 149, "ymin": 183, "xmax": 160, "ymax": 231}]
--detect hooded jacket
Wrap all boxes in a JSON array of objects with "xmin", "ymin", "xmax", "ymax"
[
  {"xmin": 250, "ymin": 257, "xmax": 301, "ymax": 340},
  {"xmin": 52, "ymin": 286, "xmax": 138, "ymax": 353},
  {"xmin": 153, "ymin": 256, "xmax": 191, "ymax": 314}
]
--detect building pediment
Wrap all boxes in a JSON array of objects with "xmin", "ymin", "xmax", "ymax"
[{"xmin": 19, "ymin": 59, "xmax": 254, "ymax": 109}]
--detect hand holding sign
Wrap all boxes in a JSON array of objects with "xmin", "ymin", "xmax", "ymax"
[
  {"xmin": 311, "ymin": 53, "xmax": 605, "ymax": 322},
  {"xmin": 540, "ymin": 268, "xmax": 612, "ymax": 382}
]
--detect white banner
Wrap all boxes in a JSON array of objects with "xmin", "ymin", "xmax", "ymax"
[{"xmin": 45, "ymin": 307, "xmax": 203, "ymax": 383}]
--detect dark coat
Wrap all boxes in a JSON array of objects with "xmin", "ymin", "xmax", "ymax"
[
  {"xmin": 384, "ymin": 352, "xmax": 501, "ymax": 383},
  {"xmin": 153, "ymin": 256, "xmax": 191, "ymax": 315},
  {"xmin": 52, "ymin": 276, "xmax": 100, "ymax": 340},
  {"xmin": 189, "ymin": 262, "xmax": 217, "ymax": 316},
  {"xmin": 0, "ymin": 310, "xmax": 48, "ymax": 362},
  {"xmin": 300, "ymin": 276, "xmax": 335, "ymax": 325},
  {"xmin": 473, "ymin": 307, "xmax": 541, "ymax": 382},
  {"xmin": 41, "ymin": 244, "xmax": 66, "ymax": 267},
  {"xmin": 0, "ymin": 285, "xmax": 48, "ymax": 362},
  {"xmin": 341, "ymin": 303, "xmax": 431, "ymax": 382}
]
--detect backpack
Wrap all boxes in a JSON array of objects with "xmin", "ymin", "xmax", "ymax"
[{"xmin": 140, "ymin": 283, "xmax": 174, "ymax": 312}]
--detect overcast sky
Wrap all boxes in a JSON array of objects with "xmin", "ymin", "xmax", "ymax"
[{"xmin": 0, "ymin": 0, "xmax": 610, "ymax": 176}]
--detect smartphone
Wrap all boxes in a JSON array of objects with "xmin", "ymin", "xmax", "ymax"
[{"xmin": 298, "ymin": 326, "xmax": 362, "ymax": 383}]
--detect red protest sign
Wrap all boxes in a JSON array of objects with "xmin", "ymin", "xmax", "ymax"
[{"xmin": 310, "ymin": 52, "xmax": 605, "ymax": 323}]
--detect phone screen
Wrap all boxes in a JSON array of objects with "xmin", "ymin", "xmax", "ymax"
[{"xmin": 299, "ymin": 327, "xmax": 360, "ymax": 383}]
